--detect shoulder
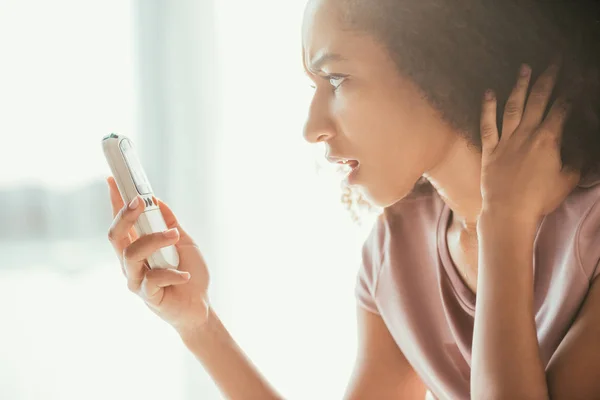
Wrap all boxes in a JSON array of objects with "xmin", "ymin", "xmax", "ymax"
[
  {"xmin": 574, "ymin": 172, "xmax": 600, "ymax": 280},
  {"xmin": 543, "ymin": 171, "xmax": 600, "ymax": 281}
]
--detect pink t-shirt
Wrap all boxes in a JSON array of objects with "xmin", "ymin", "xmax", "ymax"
[{"xmin": 356, "ymin": 173, "xmax": 600, "ymax": 400}]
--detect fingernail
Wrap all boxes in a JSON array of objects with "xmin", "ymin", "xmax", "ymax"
[
  {"xmin": 128, "ymin": 197, "xmax": 139, "ymax": 209},
  {"xmin": 520, "ymin": 64, "xmax": 531, "ymax": 77},
  {"xmin": 484, "ymin": 89, "xmax": 495, "ymax": 100},
  {"xmin": 164, "ymin": 228, "xmax": 179, "ymax": 238},
  {"xmin": 181, "ymin": 272, "xmax": 191, "ymax": 280}
]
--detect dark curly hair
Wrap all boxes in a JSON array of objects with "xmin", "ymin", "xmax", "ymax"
[{"xmin": 337, "ymin": 0, "xmax": 600, "ymax": 215}]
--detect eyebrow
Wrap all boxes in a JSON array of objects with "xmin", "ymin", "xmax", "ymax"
[{"xmin": 308, "ymin": 52, "xmax": 347, "ymax": 73}]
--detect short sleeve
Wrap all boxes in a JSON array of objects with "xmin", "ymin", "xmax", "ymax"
[
  {"xmin": 579, "ymin": 194, "xmax": 600, "ymax": 282},
  {"xmin": 355, "ymin": 216, "xmax": 386, "ymax": 314}
]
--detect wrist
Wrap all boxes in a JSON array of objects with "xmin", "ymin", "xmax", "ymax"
[
  {"xmin": 178, "ymin": 306, "xmax": 216, "ymax": 348},
  {"xmin": 477, "ymin": 208, "xmax": 540, "ymax": 250},
  {"xmin": 478, "ymin": 206, "xmax": 540, "ymax": 232}
]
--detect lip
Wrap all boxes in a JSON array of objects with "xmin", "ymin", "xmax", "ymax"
[
  {"xmin": 325, "ymin": 154, "xmax": 361, "ymax": 184},
  {"xmin": 325, "ymin": 155, "xmax": 360, "ymax": 168}
]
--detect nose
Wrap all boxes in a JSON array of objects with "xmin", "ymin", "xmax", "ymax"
[{"xmin": 303, "ymin": 93, "xmax": 337, "ymax": 144}]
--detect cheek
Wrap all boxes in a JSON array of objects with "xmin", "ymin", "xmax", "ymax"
[
  {"xmin": 335, "ymin": 93, "xmax": 401, "ymax": 145},
  {"xmin": 338, "ymin": 93, "xmax": 430, "ymax": 165},
  {"xmin": 363, "ymin": 136, "xmax": 430, "ymax": 206},
  {"xmin": 335, "ymin": 92, "xmax": 437, "ymax": 205},
  {"xmin": 371, "ymin": 132, "xmax": 429, "ymax": 191}
]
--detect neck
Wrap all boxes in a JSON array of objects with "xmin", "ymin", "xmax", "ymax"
[{"xmin": 424, "ymin": 137, "xmax": 483, "ymax": 231}]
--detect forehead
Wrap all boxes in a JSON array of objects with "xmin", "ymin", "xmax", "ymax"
[
  {"xmin": 301, "ymin": 0, "xmax": 395, "ymax": 76},
  {"xmin": 302, "ymin": 0, "xmax": 347, "ymax": 65}
]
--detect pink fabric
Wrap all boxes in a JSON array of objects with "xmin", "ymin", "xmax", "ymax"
[{"xmin": 356, "ymin": 174, "xmax": 600, "ymax": 400}]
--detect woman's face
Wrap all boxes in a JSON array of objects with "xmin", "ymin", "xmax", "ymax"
[{"xmin": 302, "ymin": 0, "xmax": 458, "ymax": 207}]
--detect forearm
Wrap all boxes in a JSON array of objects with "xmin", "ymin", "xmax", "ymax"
[
  {"xmin": 180, "ymin": 307, "xmax": 284, "ymax": 400},
  {"xmin": 472, "ymin": 211, "xmax": 548, "ymax": 399}
]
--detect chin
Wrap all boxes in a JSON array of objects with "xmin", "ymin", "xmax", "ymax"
[
  {"xmin": 357, "ymin": 183, "xmax": 416, "ymax": 209},
  {"xmin": 351, "ymin": 168, "xmax": 423, "ymax": 208}
]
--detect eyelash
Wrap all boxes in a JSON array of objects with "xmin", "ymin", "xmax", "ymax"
[
  {"xmin": 326, "ymin": 74, "xmax": 347, "ymax": 91},
  {"xmin": 308, "ymin": 74, "xmax": 348, "ymax": 91}
]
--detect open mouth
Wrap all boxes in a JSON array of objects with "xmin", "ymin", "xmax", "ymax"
[
  {"xmin": 325, "ymin": 154, "xmax": 361, "ymax": 183},
  {"xmin": 336, "ymin": 159, "xmax": 359, "ymax": 169},
  {"xmin": 331, "ymin": 158, "xmax": 360, "ymax": 183}
]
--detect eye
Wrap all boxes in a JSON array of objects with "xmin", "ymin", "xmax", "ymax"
[{"xmin": 328, "ymin": 75, "xmax": 347, "ymax": 90}]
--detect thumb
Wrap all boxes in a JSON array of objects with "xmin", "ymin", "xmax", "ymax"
[
  {"xmin": 480, "ymin": 89, "xmax": 499, "ymax": 156},
  {"xmin": 107, "ymin": 176, "xmax": 125, "ymax": 217}
]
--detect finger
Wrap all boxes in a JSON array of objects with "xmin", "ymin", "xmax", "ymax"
[
  {"xmin": 107, "ymin": 177, "xmax": 139, "ymax": 243},
  {"xmin": 141, "ymin": 269, "xmax": 191, "ymax": 304},
  {"xmin": 539, "ymin": 98, "xmax": 571, "ymax": 141},
  {"xmin": 480, "ymin": 90, "xmax": 499, "ymax": 155},
  {"xmin": 107, "ymin": 195, "xmax": 144, "ymax": 256},
  {"xmin": 156, "ymin": 198, "xmax": 193, "ymax": 245},
  {"xmin": 155, "ymin": 198, "xmax": 179, "ymax": 228},
  {"xmin": 522, "ymin": 62, "xmax": 560, "ymax": 129},
  {"xmin": 107, "ymin": 177, "xmax": 124, "ymax": 218},
  {"xmin": 123, "ymin": 228, "xmax": 180, "ymax": 286},
  {"xmin": 502, "ymin": 64, "xmax": 531, "ymax": 138}
]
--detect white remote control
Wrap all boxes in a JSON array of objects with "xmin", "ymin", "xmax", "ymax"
[{"xmin": 102, "ymin": 133, "xmax": 180, "ymax": 269}]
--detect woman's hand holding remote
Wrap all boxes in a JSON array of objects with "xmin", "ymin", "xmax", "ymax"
[
  {"xmin": 107, "ymin": 176, "xmax": 210, "ymax": 336},
  {"xmin": 106, "ymin": 176, "xmax": 282, "ymax": 399}
]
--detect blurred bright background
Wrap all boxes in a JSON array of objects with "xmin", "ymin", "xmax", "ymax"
[{"xmin": 0, "ymin": 1, "xmax": 375, "ymax": 399}]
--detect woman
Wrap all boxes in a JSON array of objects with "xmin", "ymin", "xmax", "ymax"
[{"xmin": 106, "ymin": 0, "xmax": 600, "ymax": 398}]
